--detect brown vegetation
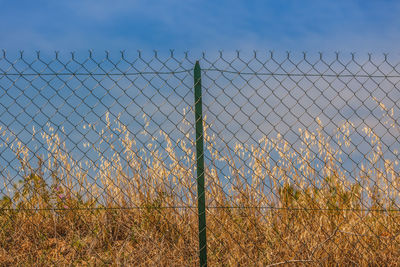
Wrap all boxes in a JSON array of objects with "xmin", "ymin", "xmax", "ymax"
[{"xmin": 0, "ymin": 110, "xmax": 399, "ymax": 266}]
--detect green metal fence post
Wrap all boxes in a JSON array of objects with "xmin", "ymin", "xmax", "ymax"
[{"xmin": 194, "ymin": 61, "xmax": 208, "ymax": 267}]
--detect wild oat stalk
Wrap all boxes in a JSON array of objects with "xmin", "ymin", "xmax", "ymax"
[{"xmin": 0, "ymin": 107, "xmax": 399, "ymax": 265}]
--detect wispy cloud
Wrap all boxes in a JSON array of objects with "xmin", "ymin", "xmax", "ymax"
[{"xmin": 1, "ymin": 0, "xmax": 400, "ymax": 52}]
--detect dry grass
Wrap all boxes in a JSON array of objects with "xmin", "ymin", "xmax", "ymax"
[{"xmin": 0, "ymin": 107, "xmax": 400, "ymax": 266}]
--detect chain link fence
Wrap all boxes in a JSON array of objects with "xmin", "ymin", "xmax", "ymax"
[{"xmin": 0, "ymin": 50, "xmax": 400, "ymax": 265}]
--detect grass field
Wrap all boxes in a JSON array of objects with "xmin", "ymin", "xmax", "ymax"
[{"xmin": 0, "ymin": 109, "xmax": 399, "ymax": 266}]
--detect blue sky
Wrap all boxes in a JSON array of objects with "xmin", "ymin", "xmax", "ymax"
[
  {"xmin": 1, "ymin": 0, "xmax": 400, "ymax": 53},
  {"xmin": 1, "ymin": 0, "xmax": 400, "ymax": 192}
]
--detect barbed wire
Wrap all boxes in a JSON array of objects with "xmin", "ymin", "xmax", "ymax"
[
  {"xmin": 1, "ymin": 68, "xmax": 400, "ymax": 78},
  {"xmin": 1, "ymin": 206, "xmax": 399, "ymax": 212}
]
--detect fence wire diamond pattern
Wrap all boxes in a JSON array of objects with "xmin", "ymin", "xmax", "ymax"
[{"xmin": 0, "ymin": 51, "xmax": 400, "ymax": 265}]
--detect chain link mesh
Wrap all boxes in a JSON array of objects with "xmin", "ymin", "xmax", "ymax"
[{"xmin": 0, "ymin": 50, "xmax": 399, "ymax": 265}]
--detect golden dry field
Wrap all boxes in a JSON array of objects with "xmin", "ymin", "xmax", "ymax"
[{"xmin": 0, "ymin": 106, "xmax": 399, "ymax": 266}]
